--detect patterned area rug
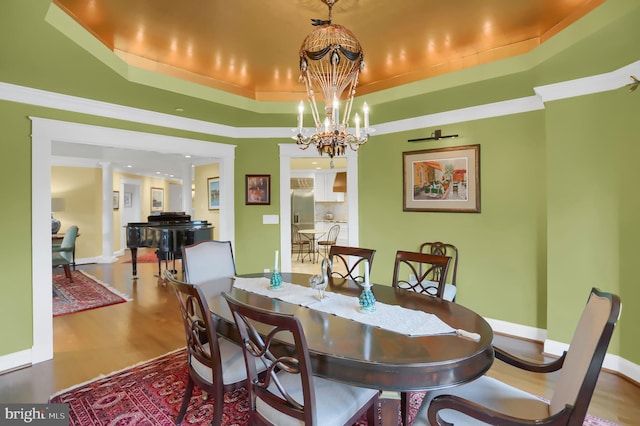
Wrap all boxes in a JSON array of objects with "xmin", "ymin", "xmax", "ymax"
[
  {"xmin": 49, "ymin": 349, "xmax": 621, "ymax": 426},
  {"xmin": 122, "ymin": 251, "xmax": 159, "ymax": 263},
  {"xmin": 53, "ymin": 270, "xmax": 131, "ymax": 317}
]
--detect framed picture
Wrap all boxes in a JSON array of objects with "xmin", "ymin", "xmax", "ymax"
[
  {"xmin": 245, "ymin": 174, "xmax": 270, "ymax": 205},
  {"xmin": 151, "ymin": 187, "xmax": 164, "ymax": 212},
  {"xmin": 207, "ymin": 177, "xmax": 220, "ymax": 210},
  {"xmin": 124, "ymin": 192, "xmax": 132, "ymax": 208},
  {"xmin": 112, "ymin": 191, "xmax": 119, "ymax": 210},
  {"xmin": 403, "ymin": 144, "xmax": 480, "ymax": 213}
]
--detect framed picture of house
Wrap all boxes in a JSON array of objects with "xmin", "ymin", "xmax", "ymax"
[
  {"xmin": 112, "ymin": 191, "xmax": 119, "ymax": 210},
  {"xmin": 403, "ymin": 144, "xmax": 480, "ymax": 213},
  {"xmin": 208, "ymin": 177, "xmax": 220, "ymax": 210},
  {"xmin": 151, "ymin": 187, "xmax": 164, "ymax": 212},
  {"xmin": 245, "ymin": 174, "xmax": 270, "ymax": 205}
]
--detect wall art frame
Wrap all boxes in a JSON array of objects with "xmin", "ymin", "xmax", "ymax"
[
  {"xmin": 245, "ymin": 174, "xmax": 270, "ymax": 205},
  {"xmin": 403, "ymin": 144, "xmax": 480, "ymax": 213},
  {"xmin": 208, "ymin": 176, "xmax": 220, "ymax": 210},
  {"xmin": 150, "ymin": 187, "xmax": 164, "ymax": 212}
]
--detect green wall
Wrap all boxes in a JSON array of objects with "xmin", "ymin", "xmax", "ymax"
[
  {"xmin": 359, "ymin": 112, "xmax": 547, "ymax": 326},
  {"xmin": 1, "ymin": 0, "xmax": 639, "ymax": 367},
  {"xmin": 546, "ymin": 89, "xmax": 640, "ymax": 353}
]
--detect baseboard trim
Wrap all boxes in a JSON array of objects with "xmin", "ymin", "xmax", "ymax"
[
  {"xmin": 0, "ymin": 349, "xmax": 31, "ymax": 374},
  {"xmin": 486, "ymin": 317, "xmax": 640, "ymax": 384}
]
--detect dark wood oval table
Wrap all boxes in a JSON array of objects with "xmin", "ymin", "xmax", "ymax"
[{"xmin": 205, "ymin": 272, "xmax": 494, "ymax": 421}]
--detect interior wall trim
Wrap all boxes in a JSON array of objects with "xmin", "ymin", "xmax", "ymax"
[
  {"xmin": 1, "ymin": 60, "xmax": 638, "ymax": 141},
  {"xmin": 545, "ymin": 339, "xmax": 640, "ymax": 384}
]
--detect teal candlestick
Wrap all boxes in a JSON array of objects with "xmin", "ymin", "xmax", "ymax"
[
  {"xmin": 359, "ymin": 283, "xmax": 376, "ymax": 313},
  {"xmin": 270, "ymin": 270, "xmax": 282, "ymax": 289}
]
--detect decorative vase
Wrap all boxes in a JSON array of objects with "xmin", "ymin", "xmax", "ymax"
[{"xmin": 51, "ymin": 215, "xmax": 61, "ymax": 234}]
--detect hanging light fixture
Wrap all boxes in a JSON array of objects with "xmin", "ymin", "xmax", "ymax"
[{"xmin": 294, "ymin": 0, "xmax": 372, "ymax": 158}]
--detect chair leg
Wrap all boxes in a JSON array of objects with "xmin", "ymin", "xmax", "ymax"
[
  {"xmin": 367, "ymin": 394, "xmax": 381, "ymax": 426},
  {"xmin": 176, "ymin": 376, "xmax": 195, "ymax": 424},
  {"xmin": 63, "ymin": 264, "xmax": 73, "ymax": 282},
  {"xmin": 400, "ymin": 391, "xmax": 410, "ymax": 426}
]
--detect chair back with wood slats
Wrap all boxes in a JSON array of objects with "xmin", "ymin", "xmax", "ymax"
[
  {"xmin": 328, "ymin": 245, "xmax": 376, "ymax": 284},
  {"xmin": 392, "ymin": 250, "xmax": 451, "ymax": 299}
]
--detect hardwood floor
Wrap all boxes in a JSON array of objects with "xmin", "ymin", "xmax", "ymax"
[{"xmin": 0, "ymin": 250, "xmax": 637, "ymax": 425}]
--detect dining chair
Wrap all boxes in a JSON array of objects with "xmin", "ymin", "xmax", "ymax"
[
  {"xmin": 164, "ymin": 270, "xmax": 266, "ymax": 425},
  {"xmin": 182, "ymin": 240, "xmax": 236, "ymax": 285},
  {"xmin": 317, "ymin": 224, "xmax": 340, "ymax": 259},
  {"xmin": 392, "ymin": 249, "xmax": 451, "ymax": 425},
  {"xmin": 328, "ymin": 245, "xmax": 376, "ymax": 284},
  {"xmin": 222, "ymin": 292, "xmax": 381, "ymax": 426},
  {"xmin": 392, "ymin": 250, "xmax": 451, "ymax": 299},
  {"xmin": 52, "ymin": 225, "xmax": 79, "ymax": 282},
  {"xmin": 291, "ymin": 224, "xmax": 311, "ymax": 263},
  {"xmin": 413, "ymin": 287, "xmax": 621, "ymax": 426},
  {"xmin": 419, "ymin": 241, "xmax": 459, "ymax": 301}
]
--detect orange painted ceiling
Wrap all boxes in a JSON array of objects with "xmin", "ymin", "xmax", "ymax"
[{"xmin": 53, "ymin": 0, "xmax": 603, "ymax": 102}]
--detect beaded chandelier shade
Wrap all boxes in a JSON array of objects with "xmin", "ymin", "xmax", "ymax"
[{"xmin": 294, "ymin": 0, "xmax": 372, "ymax": 158}]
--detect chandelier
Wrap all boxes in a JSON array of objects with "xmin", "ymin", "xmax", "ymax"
[{"xmin": 294, "ymin": 0, "xmax": 372, "ymax": 158}]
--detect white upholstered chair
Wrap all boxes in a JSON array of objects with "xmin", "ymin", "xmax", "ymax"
[{"xmin": 182, "ymin": 240, "xmax": 236, "ymax": 298}]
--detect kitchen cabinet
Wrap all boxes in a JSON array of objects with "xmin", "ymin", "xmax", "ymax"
[{"xmin": 315, "ymin": 172, "xmax": 345, "ymax": 202}]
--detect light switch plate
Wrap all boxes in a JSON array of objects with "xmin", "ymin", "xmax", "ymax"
[{"xmin": 263, "ymin": 215, "xmax": 279, "ymax": 224}]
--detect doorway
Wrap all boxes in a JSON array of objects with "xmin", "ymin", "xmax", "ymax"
[
  {"xmin": 30, "ymin": 117, "xmax": 236, "ymax": 365},
  {"xmin": 278, "ymin": 144, "xmax": 359, "ymax": 274}
]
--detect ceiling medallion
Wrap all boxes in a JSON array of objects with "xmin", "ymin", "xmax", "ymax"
[{"xmin": 294, "ymin": 0, "xmax": 373, "ymax": 158}]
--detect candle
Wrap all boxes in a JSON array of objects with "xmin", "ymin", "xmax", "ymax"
[
  {"xmin": 364, "ymin": 259, "xmax": 370, "ymax": 285},
  {"xmin": 297, "ymin": 101, "xmax": 304, "ymax": 130},
  {"xmin": 333, "ymin": 96, "xmax": 339, "ymax": 125},
  {"xmin": 274, "ymin": 250, "xmax": 279, "ymax": 271},
  {"xmin": 324, "ymin": 117, "xmax": 330, "ymax": 133},
  {"xmin": 354, "ymin": 113, "xmax": 360, "ymax": 138},
  {"xmin": 363, "ymin": 102, "xmax": 370, "ymax": 131}
]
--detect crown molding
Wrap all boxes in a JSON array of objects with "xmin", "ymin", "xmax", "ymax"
[{"xmin": 2, "ymin": 60, "xmax": 638, "ymax": 140}]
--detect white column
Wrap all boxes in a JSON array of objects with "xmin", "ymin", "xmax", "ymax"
[
  {"xmin": 182, "ymin": 160, "xmax": 193, "ymax": 216},
  {"xmin": 99, "ymin": 161, "xmax": 117, "ymax": 263}
]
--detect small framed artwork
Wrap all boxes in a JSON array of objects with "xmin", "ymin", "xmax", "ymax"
[
  {"xmin": 403, "ymin": 144, "xmax": 480, "ymax": 213},
  {"xmin": 151, "ymin": 187, "xmax": 164, "ymax": 212},
  {"xmin": 112, "ymin": 191, "xmax": 119, "ymax": 210},
  {"xmin": 245, "ymin": 174, "xmax": 271, "ymax": 205},
  {"xmin": 207, "ymin": 177, "xmax": 220, "ymax": 210},
  {"xmin": 124, "ymin": 192, "xmax": 132, "ymax": 208}
]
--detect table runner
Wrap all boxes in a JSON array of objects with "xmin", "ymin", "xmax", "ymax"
[{"xmin": 232, "ymin": 276, "xmax": 456, "ymax": 337}]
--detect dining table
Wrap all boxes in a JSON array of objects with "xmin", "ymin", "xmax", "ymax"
[
  {"xmin": 298, "ymin": 228, "xmax": 327, "ymax": 263},
  {"xmin": 205, "ymin": 272, "xmax": 494, "ymax": 424}
]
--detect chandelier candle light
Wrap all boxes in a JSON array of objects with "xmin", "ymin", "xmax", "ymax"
[{"xmin": 294, "ymin": 0, "xmax": 373, "ymax": 158}]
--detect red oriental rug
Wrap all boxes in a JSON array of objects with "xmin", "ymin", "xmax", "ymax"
[
  {"xmin": 122, "ymin": 251, "xmax": 159, "ymax": 263},
  {"xmin": 49, "ymin": 349, "xmax": 621, "ymax": 426},
  {"xmin": 53, "ymin": 270, "xmax": 131, "ymax": 317}
]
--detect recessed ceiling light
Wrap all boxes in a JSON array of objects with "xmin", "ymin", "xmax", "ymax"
[
  {"xmin": 127, "ymin": 165, "xmax": 132, "ymax": 168},
  {"xmin": 185, "ymin": 155, "xmax": 191, "ymax": 158}
]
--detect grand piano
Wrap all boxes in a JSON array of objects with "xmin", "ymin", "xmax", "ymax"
[{"xmin": 126, "ymin": 212, "xmax": 214, "ymax": 277}]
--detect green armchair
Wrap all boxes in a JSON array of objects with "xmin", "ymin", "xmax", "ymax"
[{"xmin": 52, "ymin": 226, "xmax": 79, "ymax": 282}]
